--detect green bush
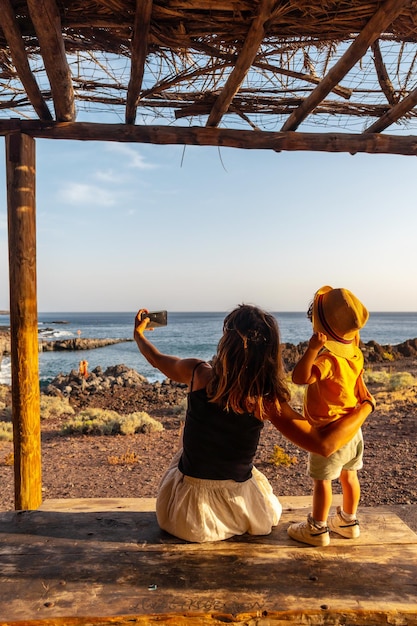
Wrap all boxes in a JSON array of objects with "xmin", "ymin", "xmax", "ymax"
[
  {"xmin": 363, "ymin": 369, "xmax": 416, "ymax": 391},
  {"xmin": 40, "ymin": 395, "xmax": 75, "ymax": 419},
  {"xmin": 388, "ymin": 371, "xmax": 416, "ymax": 391},
  {"xmin": 61, "ymin": 407, "xmax": 163, "ymax": 436},
  {"xmin": 286, "ymin": 380, "xmax": 305, "ymax": 407},
  {"xmin": 119, "ymin": 411, "xmax": 163, "ymax": 435},
  {"xmin": 363, "ymin": 370, "xmax": 390, "ymax": 385},
  {"xmin": 0, "ymin": 393, "xmax": 75, "ymax": 421}
]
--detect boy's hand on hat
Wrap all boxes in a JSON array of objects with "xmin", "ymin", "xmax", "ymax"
[{"xmin": 309, "ymin": 332, "xmax": 327, "ymax": 351}]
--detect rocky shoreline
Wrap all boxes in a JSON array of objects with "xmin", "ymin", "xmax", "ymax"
[
  {"xmin": 0, "ymin": 329, "xmax": 131, "ymax": 359},
  {"xmin": 2, "ymin": 323, "xmax": 417, "ymax": 369}
]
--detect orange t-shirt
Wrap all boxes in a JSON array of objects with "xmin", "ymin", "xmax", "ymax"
[{"xmin": 304, "ymin": 347, "xmax": 364, "ymax": 428}]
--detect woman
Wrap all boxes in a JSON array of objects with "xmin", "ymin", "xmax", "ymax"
[{"xmin": 134, "ymin": 304, "xmax": 372, "ymax": 543}]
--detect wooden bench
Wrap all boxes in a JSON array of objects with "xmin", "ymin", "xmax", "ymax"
[{"xmin": 1, "ymin": 496, "xmax": 417, "ymax": 625}]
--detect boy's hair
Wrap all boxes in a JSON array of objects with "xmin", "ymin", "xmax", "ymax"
[{"xmin": 207, "ymin": 304, "xmax": 290, "ymax": 419}]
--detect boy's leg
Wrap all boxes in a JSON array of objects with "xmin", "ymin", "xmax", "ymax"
[
  {"xmin": 312, "ymin": 478, "xmax": 333, "ymax": 522},
  {"xmin": 328, "ymin": 469, "xmax": 361, "ymax": 538},
  {"xmin": 339, "ymin": 468, "xmax": 360, "ymax": 515},
  {"xmin": 287, "ymin": 478, "xmax": 332, "ymax": 547}
]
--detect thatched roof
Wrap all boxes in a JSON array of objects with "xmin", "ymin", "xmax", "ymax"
[{"xmin": 1, "ymin": 0, "xmax": 417, "ymax": 154}]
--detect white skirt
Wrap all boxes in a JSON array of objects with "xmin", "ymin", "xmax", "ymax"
[{"xmin": 156, "ymin": 451, "xmax": 282, "ymax": 543}]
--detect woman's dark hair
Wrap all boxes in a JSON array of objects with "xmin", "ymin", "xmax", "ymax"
[{"xmin": 206, "ymin": 304, "xmax": 290, "ymax": 420}]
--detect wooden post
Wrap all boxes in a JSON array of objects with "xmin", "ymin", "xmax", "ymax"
[{"xmin": 6, "ymin": 132, "xmax": 42, "ymax": 510}]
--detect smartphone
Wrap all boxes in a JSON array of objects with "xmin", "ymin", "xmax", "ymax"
[{"xmin": 140, "ymin": 310, "xmax": 168, "ymax": 328}]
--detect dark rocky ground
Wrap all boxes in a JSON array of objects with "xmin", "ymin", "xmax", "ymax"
[{"xmin": 1, "ymin": 347, "xmax": 417, "ymax": 517}]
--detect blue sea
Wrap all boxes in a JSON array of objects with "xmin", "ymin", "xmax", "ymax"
[{"xmin": 1, "ymin": 311, "xmax": 417, "ymax": 386}]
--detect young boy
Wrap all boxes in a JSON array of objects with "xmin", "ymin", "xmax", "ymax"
[{"xmin": 287, "ymin": 286, "xmax": 375, "ymax": 547}]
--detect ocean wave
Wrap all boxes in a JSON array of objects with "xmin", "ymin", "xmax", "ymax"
[{"xmin": 38, "ymin": 329, "xmax": 74, "ymax": 339}]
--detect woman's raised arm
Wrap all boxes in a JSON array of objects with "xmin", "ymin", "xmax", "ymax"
[
  {"xmin": 134, "ymin": 309, "xmax": 199, "ymax": 385},
  {"xmin": 268, "ymin": 401, "xmax": 373, "ymax": 457}
]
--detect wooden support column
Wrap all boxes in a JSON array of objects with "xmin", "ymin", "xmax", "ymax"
[{"xmin": 6, "ymin": 132, "xmax": 42, "ymax": 511}]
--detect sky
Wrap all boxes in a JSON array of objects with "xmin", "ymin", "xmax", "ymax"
[{"xmin": 1, "ymin": 133, "xmax": 417, "ymax": 313}]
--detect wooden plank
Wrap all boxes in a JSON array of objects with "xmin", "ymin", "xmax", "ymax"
[
  {"xmin": 281, "ymin": 0, "xmax": 409, "ymax": 131},
  {"xmin": 126, "ymin": 0, "xmax": 153, "ymax": 125},
  {"xmin": 206, "ymin": 0, "xmax": 275, "ymax": 127},
  {"xmin": 2, "ymin": 120, "xmax": 417, "ymax": 156},
  {"xmin": 0, "ymin": 500, "xmax": 416, "ymax": 624},
  {"xmin": 5, "ymin": 133, "xmax": 42, "ymax": 511},
  {"xmin": 0, "ymin": 0, "xmax": 52, "ymax": 120},
  {"xmin": 26, "ymin": 0, "xmax": 75, "ymax": 121}
]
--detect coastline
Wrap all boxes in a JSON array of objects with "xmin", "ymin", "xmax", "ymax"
[
  {"xmin": 1, "ymin": 325, "xmax": 417, "ymax": 375},
  {"xmin": 1, "ymin": 352, "xmax": 417, "ymax": 513}
]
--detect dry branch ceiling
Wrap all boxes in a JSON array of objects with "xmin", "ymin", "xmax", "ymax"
[{"xmin": 0, "ymin": 0, "xmax": 417, "ymax": 154}]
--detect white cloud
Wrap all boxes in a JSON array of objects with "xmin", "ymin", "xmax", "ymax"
[
  {"xmin": 105, "ymin": 143, "xmax": 156, "ymax": 169},
  {"xmin": 59, "ymin": 182, "xmax": 116, "ymax": 207},
  {"xmin": 94, "ymin": 169, "xmax": 127, "ymax": 184}
]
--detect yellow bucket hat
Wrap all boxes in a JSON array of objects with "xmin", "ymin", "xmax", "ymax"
[{"xmin": 312, "ymin": 286, "xmax": 369, "ymax": 358}]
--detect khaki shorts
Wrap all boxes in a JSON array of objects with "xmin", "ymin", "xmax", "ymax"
[{"xmin": 308, "ymin": 428, "xmax": 363, "ymax": 481}]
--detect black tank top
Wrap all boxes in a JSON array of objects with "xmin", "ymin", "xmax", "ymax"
[{"xmin": 178, "ymin": 385, "xmax": 264, "ymax": 482}]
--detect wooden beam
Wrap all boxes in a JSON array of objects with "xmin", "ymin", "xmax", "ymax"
[
  {"xmin": 0, "ymin": 0, "xmax": 52, "ymax": 120},
  {"xmin": 371, "ymin": 40, "xmax": 398, "ymax": 106},
  {"xmin": 1, "ymin": 119, "xmax": 417, "ymax": 156},
  {"xmin": 26, "ymin": 0, "xmax": 75, "ymax": 122},
  {"xmin": 365, "ymin": 86, "xmax": 417, "ymax": 133},
  {"xmin": 206, "ymin": 0, "xmax": 275, "ymax": 127},
  {"xmin": 195, "ymin": 41, "xmax": 352, "ymax": 100},
  {"xmin": 281, "ymin": 0, "xmax": 409, "ymax": 132},
  {"xmin": 6, "ymin": 132, "xmax": 42, "ymax": 511},
  {"xmin": 126, "ymin": 0, "xmax": 153, "ymax": 125}
]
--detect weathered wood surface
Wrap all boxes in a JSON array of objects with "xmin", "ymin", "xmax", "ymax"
[
  {"xmin": 125, "ymin": 0, "xmax": 153, "ymax": 125},
  {"xmin": 6, "ymin": 132, "xmax": 42, "ymax": 511},
  {"xmin": 26, "ymin": 0, "xmax": 75, "ymax": 121},
  {"xmin": 2, "ymin": 120, "xmax": 417, "ymax": 156},
  {"xmin": 206, "ymin": 0, "xmax": 275, "ymax": 128},
  {"xmin": 1, "ymin": 497, "xmax": 417, "ymax": 625},
  {"xmin": 0, "ymin": 0, "xmax": 52, "ymax": 120}
]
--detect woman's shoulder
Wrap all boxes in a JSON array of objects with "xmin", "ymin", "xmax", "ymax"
[{"xmin": 191, "ymin": 361, "xmax": 212, "ymax": 390}]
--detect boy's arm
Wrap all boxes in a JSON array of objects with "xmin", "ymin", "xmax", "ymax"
[{"xmin": 292, "ymin": 332, "xmax": 327, "ymax": 385}]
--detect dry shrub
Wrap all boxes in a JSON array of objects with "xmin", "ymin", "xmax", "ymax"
[
  {"xmin": 0, "ymin": 385, "xmax": 10, "ymax": 404},
  {"xmin": 0, "ymin": 451, "xmax": 14, "ymax": 465},
  {"xmin": 268, "ymin": 445, "xmax": 298, "ymax": 467},
  {"xmin": 0, "ymin": 421, "xmax": 13, "ymax": 442},
  {"xmin": 107, "ymin": 451, "xmax": 139, "ymax": 465},
  {"xmin": 0, "ymin": 406, "xmax": 12, "ymax": 422},
  {"xmin": 172, "ymin": 397, "xmax": 187, "ymax": 421}
]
